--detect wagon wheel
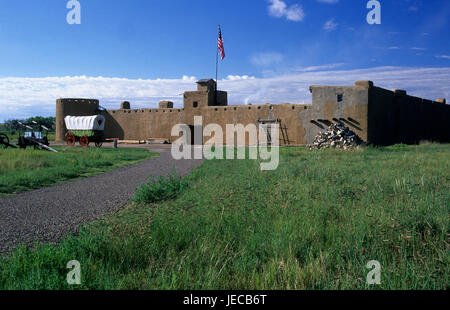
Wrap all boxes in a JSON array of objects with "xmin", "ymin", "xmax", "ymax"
[
  {"xmin": 95, "ymin": 141, "xmax": 103, "ymax": 148},
  {"xmin": 0, "ymin": 133, "xmax": 9, "ymax": 149},
  {"xmin": 65, "ymin": 132, "xmax": 76, "ymax": 147},
  {"xmin": 79, "ymin": 135, "xmax": 89, "ymax": 147}
]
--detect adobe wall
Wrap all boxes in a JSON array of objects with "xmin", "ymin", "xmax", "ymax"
[
  {"xmin": 307, "ymin": 81, "xmax": 370, "ymax": 144},
  {"xmin": 368, "ymin": 88, "xmax": 450, "ymax": 145},
  {"xmin": 308, "ymin": 81, "xmax": 450, "ymax": 145},
  {"xmin": 102, "ymin": 104, "xmax": 311, "ymax": 145},
  {"xmin": 181, "ymin": 103, "xmax": 309, "ymax": 145},
  {"xmin": 104, "ymin": 107, "xmax": 184, "ymax": 141}
]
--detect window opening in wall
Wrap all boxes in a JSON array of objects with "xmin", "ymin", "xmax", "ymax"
[
  {"xmin": 193, "ymin": 101, "xmax": 198, "ymax": 108},
  {"xmin": 337, "ymin": 94, "xmax": 344, "ymax": 102}
]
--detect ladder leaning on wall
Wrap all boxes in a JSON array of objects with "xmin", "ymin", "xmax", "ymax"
[{"xmin": 257, "ymin": 118, "xmax": 290, "ymax": 146}]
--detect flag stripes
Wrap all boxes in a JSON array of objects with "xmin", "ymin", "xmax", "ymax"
[{"xmin": 218, "ymin": 26, "xmax": 225, "ymax": 60}]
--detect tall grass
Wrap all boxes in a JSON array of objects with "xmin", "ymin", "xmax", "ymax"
[
  {"xmin": 0, "ymin": 144, "xmax": 448, "ymax": 289},
  {"xmin": 134, "ymin": 172, "xmax": 188, "ymax": 204},
  {"xmin": 0, "ymin": 147, "xmax": 157, "ymax": 196}
]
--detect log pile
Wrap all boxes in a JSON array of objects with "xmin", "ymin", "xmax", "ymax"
[{"xmin": 309, "ymin": 123, "xmax": 366, "ymax": 150}]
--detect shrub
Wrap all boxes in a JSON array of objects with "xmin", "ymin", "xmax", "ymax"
[{"xmin": 133, "ymin": 172, "xmax": 187, "ymax": 204}]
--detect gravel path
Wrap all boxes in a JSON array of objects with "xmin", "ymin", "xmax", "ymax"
[{"xmin": 0, "ymin": 145, "xmax": 203, "ymax": 255}]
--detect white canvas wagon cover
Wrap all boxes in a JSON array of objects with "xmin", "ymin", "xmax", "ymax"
[{"xmin": 64, "ymin": 115, "xmax": 106, "ymax": 131}]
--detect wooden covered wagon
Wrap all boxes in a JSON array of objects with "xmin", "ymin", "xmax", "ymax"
[{"xmin": 64, "ymin": 115, "xmax": 106, "ymax": 147}]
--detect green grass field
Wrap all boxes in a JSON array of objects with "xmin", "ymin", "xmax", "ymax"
[
  {"xmin": 0, "ymin": 147, "xmax": 157, "ymax": 196},
  {"xmin": 0, "ymin": 144, "xmax": 448, "ymax": 289}
]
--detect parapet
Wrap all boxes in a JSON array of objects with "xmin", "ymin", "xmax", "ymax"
[
  {"xmin": 159, "ymin": 101, "xmax": 174, "ymax": 109},
  {"xmin": 354, "ymin": 81, "xmax": 374, "ymax": 88},
  {"xmin": 394, "ymin": 89, "xmax": 407, "ymax": 96},
  {"xmin": 309, "ymin": 81, "xmax": 374, "ymax": 93},
  {"xmin": 120, "ymin": 101, "xmax": 131, "ymax": 109},
  {"xmin": 57, "ymin": 98, "xmax": 99, "ymax": 105}
]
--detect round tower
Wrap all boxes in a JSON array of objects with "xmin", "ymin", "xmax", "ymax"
[{"xmin": 56, "ymin": 98, "xmax": 100, "ymax": 142}]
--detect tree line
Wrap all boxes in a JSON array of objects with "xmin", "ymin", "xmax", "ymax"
[{"xmin": 2, "ymin": 116, "xmax": 56, "ymax": 131}]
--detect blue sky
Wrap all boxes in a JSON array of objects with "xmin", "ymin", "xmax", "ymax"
[{"xmin": 0, "ymin": 0, "xmax": 449, "ymax": 120}]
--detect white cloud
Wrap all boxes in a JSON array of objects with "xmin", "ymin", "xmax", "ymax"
[
  {"xmin": 296, "ymin": 63, "xmax": 346, "ymax": 72},
  {"xmin": 0, "ymin": 67, "xmax": 449, "ymax": 121},
  {"xmin": 182, "ymin": 75, "xmax": 197, "ymax": 81},
  {"xmin": 436, "ymin": 55, "xmax": 450, "ymax": 59},
  {"xmin": 323, "ymin": 19, "xmax": 338, "ymax": 31},
  {"xmin": 226, "ymin": 75, "xmax": 256, "ymax": 81},
  {"xmin": 0, "ymin": 76, "xmax": 199, "ymax": 121},
  {"xmin": 250, "ymin": 52, "xmax": 284, "ymax": 66},
  {"xmin": 267, "ymin": 0, "xmax": 305, "ymax": 22},
  {"xmin": 268, "ymin": 0, "xmax": 286, "ymax": 18}
]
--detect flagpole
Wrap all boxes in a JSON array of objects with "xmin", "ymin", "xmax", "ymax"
[
  {"xmin": 216, "ymin": 24, "xmax": 219, "ymax": 92},
  {"xmin": 215, "ymin": 24, "xmax": 220, "ymax": 106}
]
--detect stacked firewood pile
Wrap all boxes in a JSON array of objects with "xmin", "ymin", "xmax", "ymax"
[{"xmin": 309, "ymin": 123, "xmax": 366, "ymax": 150}]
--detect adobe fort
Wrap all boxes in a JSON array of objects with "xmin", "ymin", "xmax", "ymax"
[{"xmin": 56, "ymin": 79, "xmax": 450, "ymax": 146}]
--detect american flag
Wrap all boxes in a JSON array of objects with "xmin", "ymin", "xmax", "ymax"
[{"xmin": 218, "ymin": 26, "xmax": 225, "ymax": 60}]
